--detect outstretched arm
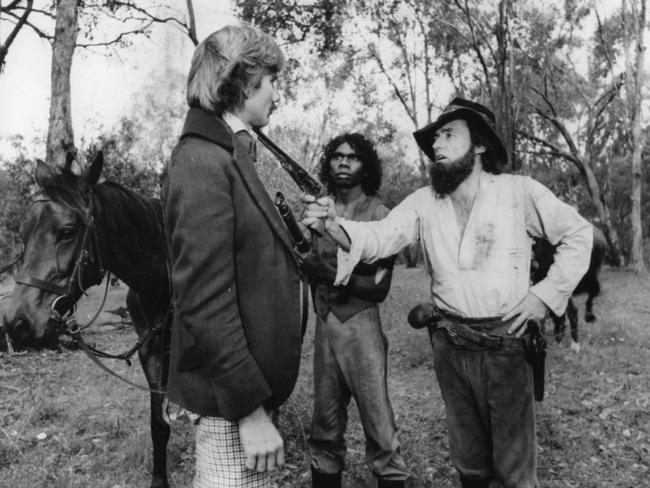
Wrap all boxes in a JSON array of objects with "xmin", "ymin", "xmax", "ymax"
[{"xmin": 302, "ymin": 192, "xmax": 421, "ymax": 286}]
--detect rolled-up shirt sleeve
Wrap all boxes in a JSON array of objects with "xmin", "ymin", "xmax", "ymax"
[
  {"xmin": 525, "ymin": 177, "xmax": 593, "ymax": 315},
  {"xmin": 334, "ymin": 192, "xmax": 421, "ymax": 285}
]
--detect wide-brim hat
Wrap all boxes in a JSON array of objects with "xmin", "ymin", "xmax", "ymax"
[{"xmin": 413, "ymin": 97, "xmax": 508, "ymax": 171}]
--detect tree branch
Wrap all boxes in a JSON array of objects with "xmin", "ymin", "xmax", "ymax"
[
  {"xmin": 367, "ymin": 42, "xmax": 417, "ymax": 125},
  {"xmin": 76, "ymin": 21, "xmax": 157, "ymax": 47},
  {"xmin": 518, "ymin": 130, "xmax": 583, "ymax": 168},
  {"xmin": 453, "ymin": 0, "xmax": 493, "ymax": 98},
  {"xmin": 185, "ymin": 0, "xmax": 198, "ymax": 46},
  {"xmin": 0, "ymin": 255, "xmax": 20, "ymax": 277},
  {"xmin": 587, "ymin": 77, "xmax": 624, "ymax": 142},
  {"xmin": 110, "ymin": 1, "xmax": 190, "ymax": 31},
  {"xmin": 594, "ymin": 8, "xmax": 615, "ymax": 75},
  {"xmin": 387, "ymin": 13, "xmax": 417, "ymax": 121},
  {"xmin": 3, "ymin": 8, "xmax": 52, "ymax": 41},
  {"xmin": 0, "ymin": 0, "xmax": 33, "ymax": 71},
  {"xmin": 529, "ymin": 85, "xmax": 559, "ymax": 118},
  {"xmin": 0, "ymin": 0, "xmax": 23, "ymax": 11}
]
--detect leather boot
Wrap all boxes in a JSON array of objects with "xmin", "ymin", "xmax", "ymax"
[
  {"xmin": 311, "ymin": 467, "xmax": 342, "ymax": 488},
  {"xmin": 460, "ymin": 476, "xmax": 490, "ymax": 488},
  {"xmin": 377, "ymin": 479, "xmax": 406, "ymax": 488}
]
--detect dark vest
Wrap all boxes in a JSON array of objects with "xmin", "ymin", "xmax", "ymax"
[{"xmin": 312, "ymin": 194, "xmax": 389, "ymax": 322}]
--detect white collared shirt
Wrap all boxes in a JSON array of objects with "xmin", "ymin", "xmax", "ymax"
[
  {"xmin": 222, "ymin": 112, "xmax": 258, "ymax": 144},
  {"xmin": 334, "ymin": 171, "xmax": 593, "ymax": 317}
]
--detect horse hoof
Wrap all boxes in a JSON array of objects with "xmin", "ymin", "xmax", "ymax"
[
  {"xmin": 149, "ymin": 477, "xmax": 169, "ymax": 488},
  {"xmin": 569, "ymin": 341, "xmax": 581, "ymax": 353},
  {"xmin": 585, "ymin": 313, "xmax": 596, "ymax": 323}
]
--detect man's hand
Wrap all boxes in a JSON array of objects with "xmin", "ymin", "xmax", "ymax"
[
  {"xmin": 299, "ymin": 253, "xmax": 336, "ymax": 283},
  {"xmin": 301, "ymin": 195, "xmax": 351, "ymax": 250},
  {"xmin": 238, "ymin": 406, "xmax": 284, "ymax": 472},
  {"xmin": 502, "ymin": 292, "xmax": 548, "ymax": 337},
  {"xmin": 301, "ymin": 194, "xmax": 337, "ymax": 233}
]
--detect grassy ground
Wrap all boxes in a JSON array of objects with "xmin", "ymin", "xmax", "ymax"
[{"xmin": 0, "ymin": 266, "xmax": 649, "ymax": 487}]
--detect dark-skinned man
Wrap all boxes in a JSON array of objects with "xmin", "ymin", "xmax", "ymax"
[{"xmin": 301, "ymin": 133, "xmax": 410, "ymax": 488}]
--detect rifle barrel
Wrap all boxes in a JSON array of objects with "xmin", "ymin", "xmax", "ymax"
[{"xmin": 253, "ymin": 127, "xmax": 325, "ymax": 197}]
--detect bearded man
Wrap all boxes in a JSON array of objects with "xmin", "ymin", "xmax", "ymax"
[{"xmin": 303, "ymin": 98, "xmax": 593, "ymax": 488}]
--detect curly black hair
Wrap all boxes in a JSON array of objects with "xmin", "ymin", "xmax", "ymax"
[{"xmin": 318, "ymin": 133, "xmax": 382, "ymax": 196}]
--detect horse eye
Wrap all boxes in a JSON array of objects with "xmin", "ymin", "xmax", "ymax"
[{"xmin": 57, "ymin": 227, "xmax": 77, "ymax": 241}]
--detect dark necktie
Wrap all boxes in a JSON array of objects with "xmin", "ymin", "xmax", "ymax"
[{"xmin": 236, "ymin": 130, "xmax": 257, "ymax": 162}]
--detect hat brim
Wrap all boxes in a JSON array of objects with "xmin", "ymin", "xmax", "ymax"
[{"xmin": 413, "ymin": 108, "xmax": 508, "ymax": 171}]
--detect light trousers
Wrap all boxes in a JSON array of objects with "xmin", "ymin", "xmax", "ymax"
[
  {"xmin": 194, "ymin": 415, "xmax": 272, "ymax": 488},
  {"xmin": 308, "ymin": 308, "xmax": 410, "ymax": 481}
]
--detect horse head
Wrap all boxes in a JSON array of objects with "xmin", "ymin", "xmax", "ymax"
[{"xmin": 2, "ymin": 152, "xmax": 106, "ymax": 349}]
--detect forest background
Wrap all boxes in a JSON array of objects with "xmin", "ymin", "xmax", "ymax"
[{"xmin": 0, "ymin": 0, "xmax": 649, "ymax": 273}]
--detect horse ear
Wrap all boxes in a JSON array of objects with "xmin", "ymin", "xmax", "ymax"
[
  {"xmin": 84, "ymin": 151, "xmax": 104, "ymax": 186},
  {"xmin": 34, "ymin": 159, "xmax": 54, "ymax": 187}
]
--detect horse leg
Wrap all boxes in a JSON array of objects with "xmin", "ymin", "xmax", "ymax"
[
  {"xmin": 585, "ymin": 294, "xmax": 596, "ymax": 323},
  {"xmin": 552, "ymin": 312, "xmax": 566, "ymax": 344},
  {"xmin": 139, "ymin": 338, "xmax": 171, "ymax": 488},
  {"xmin": 566, "ymin": 298, "xmax": 580, "ymax": 353},
  {"xmin": 128, "ymin": 292, "xmax": 170, "ymax": 488}
]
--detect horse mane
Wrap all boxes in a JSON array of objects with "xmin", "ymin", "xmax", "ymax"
[
  {"xmin": 39, "ymin": 170, "xmax": 164, "ymax": 248},
  {"xmin": 94, "ymin": 182, "xmax": 164, "ymax": 243}
]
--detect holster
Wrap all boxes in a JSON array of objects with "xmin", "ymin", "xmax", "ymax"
[
  {"xmin": 524, "ymin": 320, "xmax": 547, "ymax": 402},
  {"xmin": 408, "ymin": 303, "xmax": 548, "ymax": 402},
  {"xmin": 407, "ymin": 303, "xmax": 440, "ymax": 329}
]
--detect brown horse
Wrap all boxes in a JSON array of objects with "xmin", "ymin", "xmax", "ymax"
[
  {"xmin": 531, "ymin": 225, "xmax": 608, "ymax": 352},
  {"xmin": 2, "ymin": 152, "xmax": 172, "ymax": 488}
]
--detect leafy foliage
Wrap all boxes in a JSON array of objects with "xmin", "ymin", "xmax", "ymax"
[
  {"xmin": 82, "ymin": 119, "xmax": 161, "ymax": 199},
  {"xmin": 0, "ymin": 140, "xmax": 37, "ymax": 273},
  {"xmin": 236, "ymin": 0, "xmax": 345, "ymax": 56}
]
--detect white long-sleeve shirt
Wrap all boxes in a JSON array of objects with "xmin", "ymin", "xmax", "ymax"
[{"xmin": 334, "ymin": 172, "xmax": 593, "ymax": 318}]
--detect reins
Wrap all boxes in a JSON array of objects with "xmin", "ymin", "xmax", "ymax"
[
  {"xmin": 16, "ymin": 193, "xmax": 170, "ymax": 395},
  {"xmin": 61, "ymin": 314, "xmax": 168, "ymax": 395}
]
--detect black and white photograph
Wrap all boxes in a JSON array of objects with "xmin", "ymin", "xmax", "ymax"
[{"xmin": 0, "ymin": 1, "xmax": 648, "ymax": 487}]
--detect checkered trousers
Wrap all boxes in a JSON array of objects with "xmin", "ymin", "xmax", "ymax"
[{"xmin": 194, "ymin": 415, "xmax": 273, "ymax": 488}]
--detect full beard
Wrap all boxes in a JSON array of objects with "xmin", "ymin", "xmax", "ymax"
[{"xmin": 429, "ymin": 148, "xmax": 475, "ymax": 196}]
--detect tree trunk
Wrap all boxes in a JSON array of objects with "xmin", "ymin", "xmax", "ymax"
[
  {"xmin": 624, "ymin": 0, "xmax": 648, "ymax": 273},
  {"xmin": 583, "ymin": 163, "xmax": 625, "ymax": 265},
  {"xmin": 494, "ymin": 0, "xmax": 518, "ymax": 171},
  {"xmin": 46, "ymin": 0, "xmax": 79, "ymax": 170}
]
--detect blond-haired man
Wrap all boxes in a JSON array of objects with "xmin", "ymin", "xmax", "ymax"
[{"xmin": 162, "ymin": 24, "xmax": 303, "ymax": 487}]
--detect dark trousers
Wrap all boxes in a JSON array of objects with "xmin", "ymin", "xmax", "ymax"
[
  {"xmin": 308, "ymin": 308, "xmax": 410, "ymax": 481},
  {"xmin": 430, "ymin": 327, "xmax": 538, "ymax": 488}
]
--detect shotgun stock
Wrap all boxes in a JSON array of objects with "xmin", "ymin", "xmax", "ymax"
[{"xmin": 275, "ymin": 192, "xmax": 310, "ymax": 253}]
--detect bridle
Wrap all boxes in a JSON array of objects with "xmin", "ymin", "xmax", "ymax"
[
  {"xmin": 13, "ymin": 192, "xmax": 168, "ymax": 394},
  {"xmin": 15, "ymin": 193, "xmax": 106, "ymax": 333}
]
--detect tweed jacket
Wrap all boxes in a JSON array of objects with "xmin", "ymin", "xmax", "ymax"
[{"xmin": 162, "ymin": 107, "xmax": 302, "ymax": 420}]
